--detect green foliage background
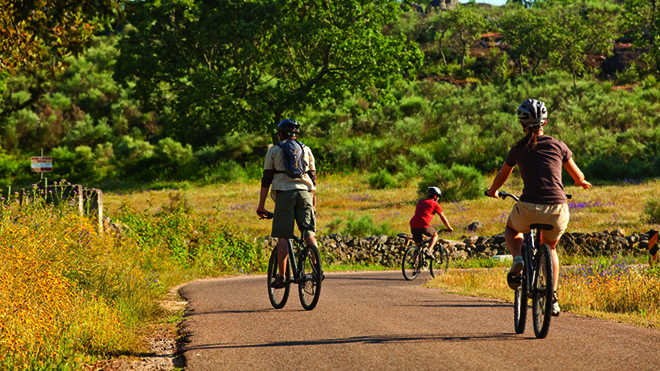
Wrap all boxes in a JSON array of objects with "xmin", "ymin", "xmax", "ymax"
[{"xmin": 1, "ymin": 0, "xmax": 660, "ymax": 196}]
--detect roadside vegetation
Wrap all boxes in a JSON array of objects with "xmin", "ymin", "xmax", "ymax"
[{"xmin": 3, "ymin": 172, "xmax": 660, "ymax": 368}]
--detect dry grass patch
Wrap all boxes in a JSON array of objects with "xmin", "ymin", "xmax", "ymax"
[{"xmin": 103, "ymin": 174, "xmax": 660, "ymax": 240}]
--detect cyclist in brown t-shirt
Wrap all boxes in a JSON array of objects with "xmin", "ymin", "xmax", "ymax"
[{"xmin": 485, "ymin": 99, "xmax": 592, "ymax": 316}]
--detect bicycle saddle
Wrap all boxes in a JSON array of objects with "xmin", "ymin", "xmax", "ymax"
[{"xmin": 530, "ymin": 223, "xmax": 553, "ymax": 231}]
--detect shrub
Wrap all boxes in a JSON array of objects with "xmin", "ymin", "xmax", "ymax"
[
  {"xmin": 340, "ymin": 213, "xmax": 394, "ymax": 237},
  {"xmin": 644, "ymin": 198, "xmax": 660, "ymax": 223},
  {"xmin": 368, "ymin": 169, "xmax": 398, "ymax": 189},
  {"xmin": 418, "ymin": 163, "xmax": 485, "ymax": 201}
]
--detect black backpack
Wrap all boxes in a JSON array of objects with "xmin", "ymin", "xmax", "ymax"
[{"xmin": 276, "ymin": 139, "xmax": 306, "ymax": 178}]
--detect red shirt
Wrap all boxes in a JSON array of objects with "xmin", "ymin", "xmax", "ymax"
[{"xmin": 409, "ymin": 198, "xmax": 443, "ymax": 229}]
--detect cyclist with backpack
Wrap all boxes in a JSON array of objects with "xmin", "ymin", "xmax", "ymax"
[
  {"xmin": 485, "ymin": 99, "xmax": 591, "ymax": 316},
  {"xmin": 257, "ymin": 119, "xmax": 318, "ymax": 288},
  {"xmin": 409, "ymin": 187, "xmax": 454, "ymax": 260}
]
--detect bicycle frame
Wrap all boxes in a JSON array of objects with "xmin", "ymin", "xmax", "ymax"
[{"xmin": 286, "ymin": 235, "xmax": 305, "ymax": 282}]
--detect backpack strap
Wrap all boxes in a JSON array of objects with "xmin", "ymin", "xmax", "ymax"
[
  {"xmin": 273, "ymin": 141, "xmax": 285, "ymax": 173},
  {"xmin": 273, "ymin": 140, "xmax": 305, "ymax": 174}
]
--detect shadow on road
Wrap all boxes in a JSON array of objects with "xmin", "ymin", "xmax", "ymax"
[
  {"xmin": 183, "ymin": 308, "xmax": 273, "ymax": 317},
  {"xmin": 405, "ymin": 300, "xmax": 511, "ymax": 309},
  {"xmin": 328, "ymin": 275, "xmax": 403, "ymax": 282},
  {"xmin": 183, "ymin": 332, "xmax": 530, "ymax": 352}
]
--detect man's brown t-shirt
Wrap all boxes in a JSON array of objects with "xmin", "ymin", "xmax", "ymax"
[{"xmin": 505, "ymin": 135, "xmax": 572, "ymax": 205}]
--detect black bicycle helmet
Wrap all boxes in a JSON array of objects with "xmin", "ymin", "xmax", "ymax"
[
  {"xmin": 277, "ymin": 119, "xmax": 300, "ymax": 137},
  {"xmin": 517, "ymin": 99, "xmax": 547, "ymax": 128},
  {"xmin": 428, "ymin": 187, "xmax": 442, "ymax": 197}
]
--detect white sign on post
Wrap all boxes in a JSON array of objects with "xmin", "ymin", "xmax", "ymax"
[{"xmin": 31, "ymin": 157, "xmax": 53, "ymax": 172}]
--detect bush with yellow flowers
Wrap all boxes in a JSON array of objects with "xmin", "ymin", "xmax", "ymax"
[{"xmin": 0, "ymin": 193, "xmax": 161, "ymax": 369}]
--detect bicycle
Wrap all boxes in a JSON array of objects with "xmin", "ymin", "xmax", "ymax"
[
  {"xmin": 493, "ymin": 191, "xmax": 560, "ymax": 339},
  {"xmin": 259, "ymin": 212, "xmax": 323, "ymax": 311},
  {"xmin": 401, "ymin": 232, "xmax": 450, "ymax": 281}
]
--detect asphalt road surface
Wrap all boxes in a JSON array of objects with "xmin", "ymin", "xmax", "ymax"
[{"xmin": 178, "ymin": 270, "xmax": 660, "ymax": 370}]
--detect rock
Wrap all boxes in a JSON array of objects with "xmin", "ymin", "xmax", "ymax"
[
  {"xmin": 467, "ymin": 221, "xmax": 484, "ymax": 233},
  {"xmin": 611, "ymin": 229, "xmax": 626, "ymax": 237},
  {"xmin": 463, "ymin": 236, "xmax": 479, "ymax": 246}
]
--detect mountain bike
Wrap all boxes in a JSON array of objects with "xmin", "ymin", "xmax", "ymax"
[
  {"xmin": 259, "ymin": 212, "xmax": 323, "ymax": 311},
  {"xmin": 401, "ymin": 232, "xmax": 450, "ymax": 281},
  {"xmin": 494, "ymin": 191, "xmax": 557, "ymax": 339}
]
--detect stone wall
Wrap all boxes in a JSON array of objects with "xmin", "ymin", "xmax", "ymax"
[{"xmin": 262, "ymin": 229, "xmax": 656, "ymax": 267}]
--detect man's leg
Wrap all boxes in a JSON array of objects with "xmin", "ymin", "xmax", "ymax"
[
  {"xmin": 273, "ymin": 190, "xmax": 295, "ymax": 282},
  {"xmin": 304, "ymin": 235, "xmax": 317, "ymax": 248},
  {"xmin": 277, "ymin": 238, "xmax": 289, "ymax": 278}
]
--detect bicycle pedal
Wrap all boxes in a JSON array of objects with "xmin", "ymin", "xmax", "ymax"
[{"xmin": 507, "ymin": 272, "xmax": 522, "ymax": 290}]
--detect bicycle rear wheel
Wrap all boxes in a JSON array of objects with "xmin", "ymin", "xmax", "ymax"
[
  {"xmin": 402, "ymin": 246, "xmax": 421, "ymax": 281},
  {"xmin": 532, "ymin": 243, "xmax": 554, "ymax": 338},
  {"xmin": 429, "ymin": 246, "xmax": 450, "ymax": 277},
  {"xmin": 298, "ymin": 244, "xmax": 322, "ymax": 310},
  {"xmin": 514, "ymin": 285, "xmax": 527, "ymax": 334},
  {"xmin": 267, "ymin": 247, "xmax": 290, "ymax": 309},
  {"xmin": 514, "ymin": 250, "xmax": 529, "ymax": 334}
]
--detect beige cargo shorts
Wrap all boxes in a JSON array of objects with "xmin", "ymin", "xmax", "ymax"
[{"xmin": 508, "ymin": 202, "xmax": 569, "ymax": 242}]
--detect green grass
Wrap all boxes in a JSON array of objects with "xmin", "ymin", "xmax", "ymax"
[{"xmin": 103, "ymin": 172, "xmax": 660, "ymax": 240}]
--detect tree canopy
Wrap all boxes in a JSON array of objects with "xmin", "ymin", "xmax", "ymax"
[
  {"xmin": 114, "ymin": 0, "xmax": 423, "ymax": 146},
  {"xmin": 0, "ymin": 0, "xmax": 121, "ymax": 74}
]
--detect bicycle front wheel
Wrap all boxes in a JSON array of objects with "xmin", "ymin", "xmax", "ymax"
[
  {"xmin": 298, "ymin": 244, "xmax": 322, "ymax": 311},
  {"xmin": 532, "ymin": 243, "xmax": 554, "ymax": 339},
  {"xmin": 267, "ymin": 247, "xmax": 290, "ymax": 309},
  {"xmin": 402, "ymin": 246, "xmax": 421, "ymax": 281},
  {"xmin": 430, "ymin": 246, "xmax": 450, "ymax": 277}
]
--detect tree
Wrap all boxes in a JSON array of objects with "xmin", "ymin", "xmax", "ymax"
[
  {"xmin": 0, "ymin": 0, "xmax": 122, "ymax": 122},
  {"xmin": 545, "ymin": 2, "xmax": 620, "ymax": 88},
  {"xmin": 498, "ymin": 6, "xmax": 540, "ymax": 73},
  {"xmin": 114, "ymin": 0, "xmax": 423, "ymax": 146},
  {"xmin": 0, "ymin": 0, "xmax": 121, "ymax": 74},
  {"xmin": 622, "ymin": 0, "xmax": 660, "ymax": 74},
  {"xmin": 444, "ymin": 3, "xmax": 488, "ymax": 72},
  {"xmin": 500, "ymin": 1, "xmax": 619, "ymax": 86}
]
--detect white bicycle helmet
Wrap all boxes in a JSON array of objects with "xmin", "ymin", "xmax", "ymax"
[
  {"xmin": 517, "ymin": 99, "xmax": 547, "ymax": 128},
  {"xmin": 428, "ymin": 187, "xmax": 442, "ymax": 197}
]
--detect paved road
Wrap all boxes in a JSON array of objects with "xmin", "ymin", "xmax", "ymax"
[{"xmin": 178, "ymin": 271, "xmax": 660, "ymax": 370}]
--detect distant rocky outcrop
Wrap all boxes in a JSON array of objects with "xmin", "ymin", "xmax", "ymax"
[{"xmin": 426, "ymin": 0, "xmax": 461, "ymax": 13}]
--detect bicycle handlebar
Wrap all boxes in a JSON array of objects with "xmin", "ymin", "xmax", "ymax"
[{"xmin": 484, "ymin": 190, "xmax": 572, "ymax": 202}]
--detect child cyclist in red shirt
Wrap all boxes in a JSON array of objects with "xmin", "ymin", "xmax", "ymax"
[{"xmin": 410, "ymin": 187, "xmax": 454, "ymax": 259}]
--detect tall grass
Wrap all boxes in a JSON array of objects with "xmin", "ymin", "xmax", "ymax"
[
  {"xmin": 115, "ymin": 173, "xmax": 660, "ymax": 242},
  {"xmin": 428, "ymin": 256, "xmax": 660, "ymax": 328},
  {"xmin": 0, "ymin": 186, "xmax": 264, "ymax": 369},
  {"xmin": 0, "ymin": 194, "xmax": 153, "ymax": 369}
]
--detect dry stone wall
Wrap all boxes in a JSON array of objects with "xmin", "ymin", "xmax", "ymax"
[{"xmin": 262, "ymin": 229, "xmax": 655, "ymax": 267}]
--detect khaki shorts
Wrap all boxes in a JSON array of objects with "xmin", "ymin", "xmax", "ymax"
[
  {"xmin": 272, "ymin": 190, "xmax": 316, "ymax": 239},
  {"xmin": 508, "ymin": 202, "xmax": 569, "ymax": 242}
]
